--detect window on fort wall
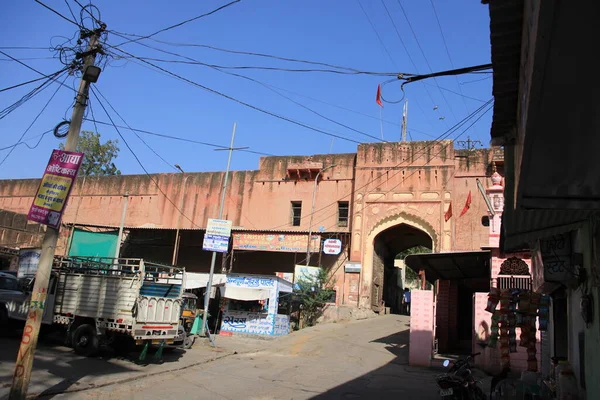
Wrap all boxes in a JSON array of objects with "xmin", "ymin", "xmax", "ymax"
[
  {"xmin": 338, "ymin": 201, "xmax": 349, "ymax": 227},
  {"xmin": 291, "ymin": 201, "xmax": 302, "ymax": 226}
]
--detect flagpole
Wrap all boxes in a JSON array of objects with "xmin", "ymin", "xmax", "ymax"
[{"xmin": 379, "ymin": 107, "xmax": 384, "ymax": 140}]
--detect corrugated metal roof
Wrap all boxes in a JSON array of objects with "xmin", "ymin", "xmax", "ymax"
[
  {"xmin": 69, "ymin": 222, "xmax": 349, "ymax": 234},
  {"xmin": 486, "ymin": 0, "xmax": 525, "ymax": 143}
]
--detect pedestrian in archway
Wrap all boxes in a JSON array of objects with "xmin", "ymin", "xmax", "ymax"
[{"xmin": 402, "ymin": 288, "xmax": 411, "ymax": 315}]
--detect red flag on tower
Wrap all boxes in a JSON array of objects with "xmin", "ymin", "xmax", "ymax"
[
  {"xmin": 459, "ymin": 191, "xmax": 472, "ymax": 217},
  {"xmin": 376, "ymin": 84, "xmax": 383, "ymax": 108},
  {"xmin": 444, "ymin": 202, "xmax": 453, "ymax": 222}
]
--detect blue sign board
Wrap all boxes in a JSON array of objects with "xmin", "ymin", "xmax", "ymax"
[{"xmin": 202, "ymin": 234, "xmax": 230, "ymax": 253}]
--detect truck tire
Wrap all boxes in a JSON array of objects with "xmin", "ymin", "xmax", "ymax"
[
  {"xmin": 184, "ymin": 334, "xmax": 196, "ymax": 349},
  {"xmin": 0, "ymin": 305, "xmax": 10, "ymax": 336},
  {"xmin": 72, "ymin": 324, "xmax": 99, "ymax": 357}
]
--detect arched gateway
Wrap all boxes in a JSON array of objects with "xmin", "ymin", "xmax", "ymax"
[{"xmin": 360, "ymin": 212, "xmax": 437, "ymax": 311}]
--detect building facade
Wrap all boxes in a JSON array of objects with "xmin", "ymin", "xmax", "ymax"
[{"xmin": 0, "ymin": 141, "xmax": 499, "ymax": 311}]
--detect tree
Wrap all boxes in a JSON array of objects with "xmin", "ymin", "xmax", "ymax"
[
  {"xmin": 294, "ymin": 267, "xmax": 336, "ymax": 327},
  {"xmin": 59, "ymin": 131, "xmax": 120, "ymax": 176},
  {"xmin": 396, "ymin": 246, "xmax": 431, "ymax": 282}
]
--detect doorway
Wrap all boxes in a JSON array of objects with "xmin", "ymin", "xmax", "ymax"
[{"xmin": 372, "ymin": 223, "xmax": 432, "ymax": 314}]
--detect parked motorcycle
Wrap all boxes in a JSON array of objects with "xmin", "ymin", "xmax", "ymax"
[{"xmin": 436, "ymin": 352, "xmax": 486, "ymax": 399}]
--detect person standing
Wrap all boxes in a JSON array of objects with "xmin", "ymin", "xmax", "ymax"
[{"xmin": 402, "ymin": 288, "xmax": 411, "ymax": 315}]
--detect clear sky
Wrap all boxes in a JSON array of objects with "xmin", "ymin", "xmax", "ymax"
[{"xmin": 0, "ymin": 0, "xmax": 493, "ymax": 179}]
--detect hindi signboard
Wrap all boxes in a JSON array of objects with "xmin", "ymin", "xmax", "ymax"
[
  {"xmin": 323, "ymin": 238, "xmax": 342, "ymax": 255},
  {"xmin": 27, "ymin": 149, "xmax": 84, "ymax": 229},
  {"xmin": 232, "ymin": 233, "xmax": 321, "ymax": 253},
  {"xmin": 206, "ymin": 219, "xmax": 233, "ymax": 237}
]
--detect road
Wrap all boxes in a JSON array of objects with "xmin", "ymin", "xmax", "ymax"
[{"xmin": 56, "ymin": 315, "xmax": 441, "ymax": 400}]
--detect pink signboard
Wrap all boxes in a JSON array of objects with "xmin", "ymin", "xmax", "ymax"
[{"xmin": 27, "ymin": 149, "xmax": 84, "ymax": 229}]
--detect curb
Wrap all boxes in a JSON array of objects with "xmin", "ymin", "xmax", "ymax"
[{"xmin": 27, "ymin": 350, "xmax": 240, "ymax": 399}]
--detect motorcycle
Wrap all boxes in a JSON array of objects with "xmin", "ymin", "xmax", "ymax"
[{"xmin": 436, "ymin": 352, "xmax": 486, "ymax": 399}]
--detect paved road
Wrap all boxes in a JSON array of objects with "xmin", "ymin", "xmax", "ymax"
[{"xmin": 58, "ymin": 315, "xmax": 441, "ymax": 400}]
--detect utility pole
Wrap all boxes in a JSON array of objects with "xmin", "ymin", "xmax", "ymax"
[
  {"xmin": 306, "ymin": 164, "xmax": 337, "ymax": 266},
  {"xmin": 114, "ymin": 193, "xmax": 129, "ymax": 259},
  {"xmin": 455, "ymin": 135, "xmax": 482, "ymax": 151},
  {"xmin": 172, "ymin": 165, "xmax": 187, "ymax": 266},
  {"xmin": 401, "ymin": 100, "xmax": 408, "ymax": 142},
  {"xmin": 200, "ymin": 123, "xmax": 248, "ymax": 336},
  {"xmin": 9, "ymin": 25, "xmax": 104, "ymax": 400}
]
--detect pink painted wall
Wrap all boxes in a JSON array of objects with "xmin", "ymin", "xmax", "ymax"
[{"xmin": 409, "ymin": 289, "xmax": 434, "ymax": 367}]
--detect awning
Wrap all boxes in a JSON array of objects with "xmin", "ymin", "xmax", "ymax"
[
  {"xmin": 404, "ymin": 251, "xmax": 491, "ymax": 282},
  {"xmin": 184, "ymin": 273, "xmax": 227, "ymax": 290},
  {"xmin": 221, "ymin": 286, "xmax": 271, "ymax": 301},
  {"xmin": 501, "ymin": 208, "xmax": 590, "ymax": 251}
]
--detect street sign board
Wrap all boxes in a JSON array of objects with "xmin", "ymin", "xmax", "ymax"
[
  {"xmin": 206, "ymin": 219, "xmax": 233, "ymax": 237},
  {"xmin": 202, "ymin": 234, "xmax": 230, "ymax": 253},
  {"xmin": 27, "ymin": 149, "xmax": 84, "ymax": 229},
  {"xmin": 322, "ymin": 239, "xmax": 342, "ymax": 255},
  {"xmin": 345, "ymin": 262, "xmax": 361, "ymax": 273}
]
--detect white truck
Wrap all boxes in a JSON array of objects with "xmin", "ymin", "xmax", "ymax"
[{"xmin": 0, "ymin": 256, "xmax": 185, "ymax": 357}]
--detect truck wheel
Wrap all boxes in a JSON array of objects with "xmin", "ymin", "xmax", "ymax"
[
  {"xmin": 184, "ymin": 335, "xmax": 195, "ymax": 349},
  {"xmin": 72, "ymin": 324, "xmax": 99, "ymax": 357},
  {"xmin": 0, "ymin": 305, "xmax": 10, "ymax": 336}
]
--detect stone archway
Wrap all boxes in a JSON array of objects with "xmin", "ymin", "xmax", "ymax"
[{"xmin": 360, "ymin": 212, "xmax": 438, "ymax": 310}]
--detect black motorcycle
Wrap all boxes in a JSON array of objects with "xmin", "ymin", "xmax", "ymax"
[{"xmin": 436, "ymin": 352, "xmax": 486, "ymax": 399}]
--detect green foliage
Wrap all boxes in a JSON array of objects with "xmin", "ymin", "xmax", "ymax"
[
  {"xmin": 294, "ymin": 267, "xmax": 336, "ymax": 327},
  {"xmin": 396, "ymin": 246, "xmax": 431, "ymax": 282},
  {"xmin": 60, "ymin": 131, "xmax": 120, "ymax": 176}
]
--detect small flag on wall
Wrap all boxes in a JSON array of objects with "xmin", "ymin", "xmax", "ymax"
[
  {"xmin": 376, "ymin": 84, "xmax": 383, "ymax": 108},
  {"xmin": 444, "ymin": 202, "xmax": 452, "ymax": 222},
  {"xmin": 460, "ymin": 191, "xmax": 472, "ymax": 217}
]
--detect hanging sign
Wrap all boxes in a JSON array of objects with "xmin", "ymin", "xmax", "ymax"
[
  {"xmin": 323, "ymin": 239, "xmax": 342, "ymax": 255},
  {"xmin": 27, "ymin": 149, "xmax": 84, "ymax": 229}
]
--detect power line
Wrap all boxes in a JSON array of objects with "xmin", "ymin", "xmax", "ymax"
[
  {"xmin": 110, "ymin": 47, "xmax": 364, "ymax": 145},
  {"xmin": 0, "ymin": 130, "xmax": 51, "ymax": 151},
  {"xmin": 131, "ymin": 36, "xmax": 389, "ymax": 75},
  {"xmin": 0, "ymin": 69, "xmax": 69, "ymax": 120},
  {"xmin": 0, "ymin": 74, "xmax": 58, "ymax": 93},
  {"xmin": 356, "ymin": 0, "xmax": 398, "ymax": 68},
  {"xmin": 89, "ymin": 86, "xmax": 204, "ymax": 229},
  {"xmin": 428, "ymin": 0, "xmax": 469, "ymax": 113},
  {"xmin": 0, "ymin": 73, "xmax": 69, "ymax": 167},
  {"xmin": 83, "ymin": 119, "xmax": 274, "ymax": 157},
  {"xmin": 33, "ymin": 0, "xmax": 82, "ymax": 27},
  {"xmin": 0, "ymin": 46, "xmax": 50, "ymax": 50},
  {"xmin": 109, "ymin": 36, "xmax": 387, "ymax": 144},
  {"xmin": 118, "ymin": 54, "xmax": 398, "ymax": 76},
  {"xmin": 111, "ymin": 0, "xmax": 242, "ymax": 48},
  {"xmin": 424, "ymin": 82, "xmax": 488, "ymax": 103},
  {"xmin": 92, "ymin": 86, "xmax": 178, "ymax": 172},
  {"xmin": 395, "ymin": 0, "xmax": 458, "ymax": 123}
]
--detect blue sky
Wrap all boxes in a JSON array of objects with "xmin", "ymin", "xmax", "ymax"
[{"xmin": 1, "ymin": 0, "xmax": 493, "ymax": 179}]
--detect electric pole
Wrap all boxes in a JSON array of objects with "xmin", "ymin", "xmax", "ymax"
[
  {"xmin": 456, "ymin": 135, "xmax": 482, "ymax": 151},
  {"xmin": 200, "ymin": 123, "xmax": 248, "ymax": 337},
  {"xmin": 9, "ymin": 25, "xmax": 105, "ymax": 400}
]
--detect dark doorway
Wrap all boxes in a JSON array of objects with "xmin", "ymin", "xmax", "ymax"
[{"xmin": 372, "ymin": 224, "xmax": 432, "ymax": 314}]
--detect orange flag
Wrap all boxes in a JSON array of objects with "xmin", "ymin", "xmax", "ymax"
[
  {"xmin": 460, "ymin": 191, "xmax": 472, "ymax": 217},
  {"xmin": 376, "ymin": 84, "xmax": 383, "ymax": 107},
  {"xmin": 444, "ymin": 202, "xmax": 452, "ymax": 222}
]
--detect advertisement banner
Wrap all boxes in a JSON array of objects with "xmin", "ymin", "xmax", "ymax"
[
  {"xmin": 27, "ymin": 149, "xmax": 84, "ymax": 229},
  {"xmin": 232, "ymin": 233, "xmax": 321, "ymax": 253},
  {"xmin": 202, "ymin": 234, "xmax": 230, "ymax": 253}
]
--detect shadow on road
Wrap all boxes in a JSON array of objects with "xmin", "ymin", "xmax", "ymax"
[
  {"xmin": 309, "ymin": 328, "xmax": 441, "ymax": 400},
  {"xmin": 0, "ymin": 330, "xmax": 184, "ymax": 399}
]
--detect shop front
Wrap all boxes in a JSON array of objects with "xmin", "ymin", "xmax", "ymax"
[{"xmin": 219, "ymin": 274, "xmax": 292, "ymax": 336}]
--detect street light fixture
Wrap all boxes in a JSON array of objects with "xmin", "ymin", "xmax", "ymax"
[{"xmin": 306, "ymin": 164, "xmax": 337, "ymax": 266}]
